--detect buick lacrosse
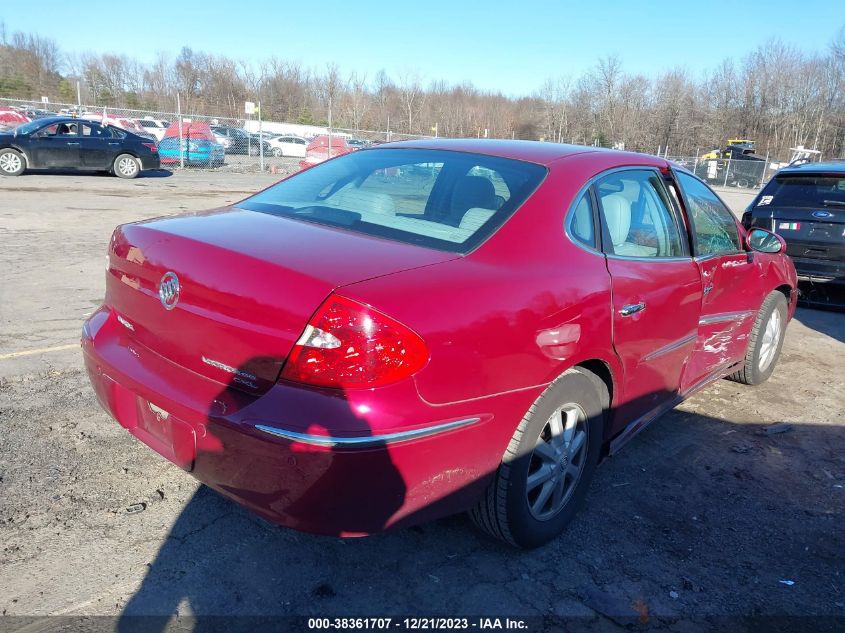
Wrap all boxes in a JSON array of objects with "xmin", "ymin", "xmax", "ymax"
[{"xmin": 82, "ymin": 140, "xmax": 796, "ymax": 547}]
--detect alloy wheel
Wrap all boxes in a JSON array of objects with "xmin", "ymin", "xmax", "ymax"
[
  {"xmin": 526, "ymin": 403, "xmax": 588, "ymax": 521},
  {"xmin": 118, "ymin": 157, "xmax": 138, "ymax": 176},
  {"xmin": 758, "ymin": 308, "xmax": 782, "ymax": 371},
  {"xmin": 0, "ymin": 153, "xmax": 22, "ymax": 173}
]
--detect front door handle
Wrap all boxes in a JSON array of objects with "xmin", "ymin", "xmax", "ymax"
[
  {"xmin": 108, "ymin": 142, "xmax": 120, "ymax": 146},
  {"xmin": 619, "ymin": 302, "xmax": 646, "ymax": 317},
  {"xmin": 66, "ymin": 141, "xmax": 80, "ymax": 146},
  {"xmin": 703, "ymin": 283, "xmax": 714, "ymax": 295}
]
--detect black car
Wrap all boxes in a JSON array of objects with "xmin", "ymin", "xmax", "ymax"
[
  {"xmin": 0, "ymin": 117, "xmax": 160, "ymax": 179},
  {"xmin": 210, "ymin": 126, "xmax": 272, "ymax": 156},
  {"xmin": 743, "ymin": 161, "xmax": 845, "ymax": 307}
]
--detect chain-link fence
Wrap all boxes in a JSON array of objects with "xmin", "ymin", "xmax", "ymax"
[
  {"xmin": 1, "ymin": 97, "xmax": 430, "ymax": 173},
  {"xmin": 3, "ymin": 96, "xmax": 776, "ymax": 187},
  {"xmin": 667, "ymin": 154, "xmax": 771, "ymax": 189}
]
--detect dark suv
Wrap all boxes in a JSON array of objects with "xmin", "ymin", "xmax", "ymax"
[{"xmin": 743, "ymin": 162, "xmax": 845, "ymax": 307}]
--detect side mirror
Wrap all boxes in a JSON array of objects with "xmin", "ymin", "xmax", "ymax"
[{"xmin": 747, "ymin": 227, "xmax": 785, "ymax": 254}]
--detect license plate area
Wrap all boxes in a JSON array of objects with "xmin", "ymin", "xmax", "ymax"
[{"xmin": 134, "ymin": 398, "xmax": 197, "ymax": 471}]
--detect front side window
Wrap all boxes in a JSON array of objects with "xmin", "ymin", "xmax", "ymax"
[
  {"xmin": 676, "ymin": 171, "xmax": 741, "ymax": 256},
  {"xmin": 239, "ymin": 148, "xmax": 546, "ymax": 253},
  {"xmin": 595, "ymin": 170, "xmax": 684, "ymax": 258}
]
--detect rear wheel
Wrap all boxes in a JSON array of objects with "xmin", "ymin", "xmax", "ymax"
[
  {"xmin": 727, "ymin": 291, "xmax": 788, "ymax": 385},
  {"xmin": 114, "ymin": 154, "xmax": 140, "ymax": 179},
  {"xmin": 469, "ymin": 368, "xmax": 604, "ymax": 548},
  {"xmin": 0, "ymin": 149, "xmax": 25, "ymax": 176}
]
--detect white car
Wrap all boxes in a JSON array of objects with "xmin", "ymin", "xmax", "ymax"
[
  {"xmin": 266, "ymin": 134, "xmax": 307, "ymax": 158},
  {"xmin": 137, "ymin": 118, "xmax": 170, "ymax": 141}
]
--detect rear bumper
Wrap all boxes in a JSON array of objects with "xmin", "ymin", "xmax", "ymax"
[
  {"xmin": 792, "ymin": 256, "xmax": 845, "ymax": 284},
  {"xmin": 81, "ymin": 307, "xmax": 518, "ymax": 535},
  {"xmin": 140, "ymin": 155, "xmax": 160, "ymax": 171}
]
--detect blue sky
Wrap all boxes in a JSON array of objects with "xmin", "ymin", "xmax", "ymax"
[{"xmin": 2, "ymin": 0, "xmax": 842, "ymax": 94}]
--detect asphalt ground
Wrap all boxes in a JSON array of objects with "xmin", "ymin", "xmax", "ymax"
[{"xmin": 0, "ymin": 169, "xmax": 842, "ymax": 631}]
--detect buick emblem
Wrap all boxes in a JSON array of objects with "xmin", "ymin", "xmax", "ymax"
[
  {"xmin": 812, "ymin": 210, "xmax": 832, "ymax": 219},
  {"xmin": 158, "ymin": 271, "xmax": 180, "ymax": 310}
]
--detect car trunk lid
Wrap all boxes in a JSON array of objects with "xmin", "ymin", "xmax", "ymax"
[{"xmin": 105, "ymin": 207, "xmax": 456, "ymax": 394}]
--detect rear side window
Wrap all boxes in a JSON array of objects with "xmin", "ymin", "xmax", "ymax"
[
  {"xmin": 595, "ymin": 170, "xmax": 684, "ymax": 258},
  {"xmin": 758, "ymin": 175, "xmax": 845, "ymax": 208},
  {"xmin": 569, "ymin": 193, "xmax": 595, "ymax": 248},
  {"xmin": 240, "ymin": 148, "xmax": 546, "ymax": 253},
  {"xmin": 676, "ymin": 172, "xmax": 741, "ymax": 256}
]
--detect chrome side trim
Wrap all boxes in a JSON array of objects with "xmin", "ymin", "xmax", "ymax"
[
  {"xmin": 609, "ymin": 358, "xmax": 741, "ymax": 455},
  {"xmin": 255, "ymin": 417, "xmax": 481, "ymax": 448},
  {"xmin": 642, "ymin": 332, "xmax": 697, "ymax": 362},
  {"xmin": 698, "ymin": 310, "xmax": 754, "ymax": 326}
]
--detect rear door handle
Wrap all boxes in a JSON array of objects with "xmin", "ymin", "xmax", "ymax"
[
  {"xmin": 66, "ymin": 142, "xmax": 80, "ymax": 146},
  {"xmin": 619, "ymin": 302, "xmax": 646, "ymax": 317},
  {"xmin": 108, "ymin": 142, "xmax": 120, "ymax": 146},
  {"xmin": 703, "ymin": 283, "xmax": 714, "ymax": 295}
]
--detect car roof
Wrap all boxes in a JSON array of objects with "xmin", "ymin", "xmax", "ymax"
[
  {"xmin": 28, "ymin": 116, "xmax": 84, "ymax": 124},
  {"xmin": 776, "ymin": 161, "xmax": 845, "ymax": 175},
  {"xmin": 374, "ymin": 138, "xmax": 656, "ymax": 166}
]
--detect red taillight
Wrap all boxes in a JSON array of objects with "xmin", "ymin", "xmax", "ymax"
[
  {"xmin": 281, "ymin": 295, "xmax": 428, "ymax": 389},
  {"xmin": 142, "ymin": 142, "xmax": 158, "ymax": 153}
]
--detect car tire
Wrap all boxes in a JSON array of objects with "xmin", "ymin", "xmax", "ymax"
[
  {"xmin": 727, "ymin": 291, "xmax": 788, "ymax": 386},
  {"xmin": 113, "ymin": 154, "xmax": 140, "ymax": 179},
  {"xmin": 469, "ymin": 368, "xmax": 605, "ymax": 548},
  {"xmin": 0, "ymin": 148, "xmax": 25, "ymax": 176},
  {"xmin": 273, "ymin": 148, "xmax": 283, "ymax": 158}
]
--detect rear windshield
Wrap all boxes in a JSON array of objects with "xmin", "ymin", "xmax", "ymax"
[
  {"xmin": 759, "ymin": 175, "xmax": 845, "ymax": 208},
  {"xmin": 239, "ymin": 148, "xmax": 547, "ymax": 253}
]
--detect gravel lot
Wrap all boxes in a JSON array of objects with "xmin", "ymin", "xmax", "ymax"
[{"xmin": 0, "ymin": 168, "xmax": 843, "ymax": 629}]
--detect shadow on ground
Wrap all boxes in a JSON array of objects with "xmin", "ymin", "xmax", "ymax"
[
  {"xmin": 117, "ymin": 408, "xmax": 844, "ymax": 628},
  {"xmin": 21, "ymin": 168, "xmax": 173, "ymax": 178},
  {"xmin": 794, "ymin": 305, "xmax": 845, "ymax": 343}
]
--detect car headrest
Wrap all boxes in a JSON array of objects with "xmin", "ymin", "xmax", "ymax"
[
  {"xmin": 451, "ymin": 176, "xmax": 497, "ymax": 215},
  {"xmin": 602, "ymin": 194, "xmax": 631, "ymax": 247}
]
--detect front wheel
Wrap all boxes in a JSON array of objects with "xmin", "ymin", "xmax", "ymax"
[
  {"xmin": 0, "ymin": 149, "xmax": 25, "ymax": 176},
  {"xmin": 469, "ymin": 368, "xmax": 604, "ymax": 548},
  {"xmin": 273, "ymin": 148, "xmax": 283, "ymax": 157},
  {"xmin": 113, "ymin": 154, "xmax": 140, "ymax": 179},
  {"xmin": 727, "ymin": 291, "xmax": 788, "ymax": 385}
]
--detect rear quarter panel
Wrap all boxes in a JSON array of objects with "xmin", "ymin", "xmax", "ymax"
[{"xmin": 340, "ymin": 152, "xmax": 636, "ymax": 409}]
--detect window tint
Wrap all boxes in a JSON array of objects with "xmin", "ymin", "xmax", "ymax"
[
  {"xmin": 757, "ymin": 175, "xmax": 845, "ymax": 208},
  {"xmin": 569, "ymin": 192, "xmax": 595, "ymax": 248},
  {"xmin": 596, "ymin": 170, "xmax": 684, "ymax": 258},
  {"xmin": 240, "ymin": 148, "xmax": 546, "ymax": 253},
  {"xmin": 109, "ymin": 127, "xmax": 127, "ymax": 139},
  {"xmin": 81, "ymin": 123, "xmax": 109, "ymax": 137},
  {"xmin": 676, "ymin": 172, "xmax": 741, "ymax": 256}
]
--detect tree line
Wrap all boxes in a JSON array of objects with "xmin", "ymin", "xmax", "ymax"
[{"xmin": 1, "ymin": 22, "xmax": 844, "ymax": 160}]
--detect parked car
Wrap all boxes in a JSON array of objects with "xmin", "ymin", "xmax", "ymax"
[
  {"xmin": 347, "ymin": 138, "xmax": 372, "ymax": 150},
  {"xmin": 80, "ymin": 114, "xmax": 155, "ymax": 140},
  {"xmin": 138, "ymin": 118, "xmax": 170, "ymax": 141},
  {"xmin": 0, "ymin": 108, "xmax": 29, "ymax": 127},
  {"xmin": 22, "ymin": 108, "xmax": 56, "ymax": 120},
  {"xmin": 298, "ymin": 134, "xmax": 352, "ymax": 169},
  {"xmin": 158, "ymin": 122, "xmax": 225, "ymax": 167},
  {"xmin": 743, "ymin": 161, "xmax": 845, "ymax": 307},
  {"xmin": 210, "ymin": 126, "xmax": 271, "ymax": 155},
  {"xmin": 82, "ymin": 140, "xmax": 796, "ymax": 547},
  {"xmin": 266, "ymin": 134, "xmax": 307, "ymax": 158},
  {"xmin": 0, "ymin": 116, "xmax": 159, "ymax": 178}
]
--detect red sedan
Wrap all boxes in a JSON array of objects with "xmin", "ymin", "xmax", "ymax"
[{"xmin": 82, "ymin": 140, "xmax": 796, "ymax": 548}]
